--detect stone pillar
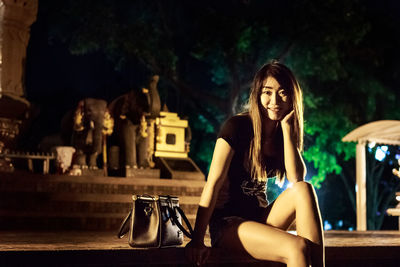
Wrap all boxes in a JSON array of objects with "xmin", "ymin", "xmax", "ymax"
[
  {"xmin": 0, "ymin": 0, "xmax": 38, "ymax": 101},
  {"xmin": 0, "ymin": 0, "xmax": 38, "ymax": 152}
]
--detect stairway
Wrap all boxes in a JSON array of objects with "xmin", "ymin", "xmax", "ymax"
[{"xmin": 0, "ymin": 171, "xmax": 205, "ymax": 231}]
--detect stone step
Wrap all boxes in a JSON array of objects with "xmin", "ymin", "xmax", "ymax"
[
  {"xmin": 0, "ymin": 172, "xmax": 205, "ymax": 196},
  {"xmin": 0, "ymin": 171, "xmax": 204, "ymax": 231},
  {"xmin": 0, "ymin": 192, "xmax": 199, "ymax": 210},
  {"xmin": 0, "ymin": 209, "xmax": 196, "ymax": 220},
  {"xmin": 0, "ymin": 211, "xmax": 198, "ymax": 232},
  {"xmin": 0, "ymin": 198, "xmax": 198, "ymax": 217}
]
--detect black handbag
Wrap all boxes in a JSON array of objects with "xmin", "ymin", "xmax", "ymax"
[{"xmin": 117, "ymin": 195, "xmax": 194, "ymax": 248}]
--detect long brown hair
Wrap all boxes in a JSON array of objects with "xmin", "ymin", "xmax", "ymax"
[{"xmin": 248, "ymin": 61, "xmax": 303, "ymax": 183}]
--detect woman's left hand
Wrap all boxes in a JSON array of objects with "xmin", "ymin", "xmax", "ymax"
[
  {"xmin": 280, "ymin": 110, "xmax": 295, "ymax": 129},
  {"xmin": 185, "ymin": 239, "xmax": 210, "ymax": 266}
]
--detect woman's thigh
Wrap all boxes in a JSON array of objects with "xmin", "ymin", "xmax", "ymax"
[{"xmin": 216, "ymin": 217, "xmax": 306, "ymax": 263}]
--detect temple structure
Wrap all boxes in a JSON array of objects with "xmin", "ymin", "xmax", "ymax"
[{"xmin": 0, "ymin": 0, "xmax": 38, "ymax": 153}]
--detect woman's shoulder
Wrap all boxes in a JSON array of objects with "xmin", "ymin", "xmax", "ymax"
[
  {"xmin": 224, "ymin": 113, "xmax": 252, "ymax": 129},
  {"xmin": 218, "ymin": 113, "xmax": 253, "ymax": 147}
]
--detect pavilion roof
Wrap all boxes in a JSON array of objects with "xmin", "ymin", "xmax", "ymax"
[{"xmin": 342, "ymin": 120, "xmax": 400, "ymax": 146}]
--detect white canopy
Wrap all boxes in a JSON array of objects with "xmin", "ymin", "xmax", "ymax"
[
  {"xmin": 342, "ymin": 120, "xmax": 400, "ymax": 145},
  {"xmin": 342, "ymin": 120, "xmax": 400, "ymax": 230}
]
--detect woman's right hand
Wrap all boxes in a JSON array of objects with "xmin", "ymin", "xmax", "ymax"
[{"xmin": 185, "ymin": 239, "xmax": 210, "ymax": 266}]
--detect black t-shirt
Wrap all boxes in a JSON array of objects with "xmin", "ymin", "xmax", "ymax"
[{"xmin": 214, "ymin": 113, "xmax": 283, "ymax": 219}]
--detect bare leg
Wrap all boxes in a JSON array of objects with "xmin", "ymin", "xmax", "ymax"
[
  {"xmin": 216, "ymin": 218, "xmax": 310, "ymax": 267},
  {"xmin": 266, "ymin": 181, "xmax": 324, "ymax": 266}
]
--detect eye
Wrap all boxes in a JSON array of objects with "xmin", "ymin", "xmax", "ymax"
[
  {"xmin": 262, "ymin": 90, "xmax": 272, "ymax": 96},
  {"xmin": 278, "ymin": 90, "xmax": 288, "ymax": 97}
]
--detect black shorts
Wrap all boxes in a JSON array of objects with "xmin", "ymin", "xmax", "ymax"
[{"xmin": 209, "ymin": 204, "xmax": 273, "ymax": 247}]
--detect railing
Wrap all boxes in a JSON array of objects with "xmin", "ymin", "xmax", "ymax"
[{"xmin": 0, "ymin": 151, "xmax": 55, "ymax": 174}]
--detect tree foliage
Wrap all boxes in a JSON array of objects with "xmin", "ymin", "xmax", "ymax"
[{"xmin": 29, "ymin": 0, "xmax": 400, "ymax": 228}]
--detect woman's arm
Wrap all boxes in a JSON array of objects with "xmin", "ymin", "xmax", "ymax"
[
  {"xmin": 186, "ymin": 138, "xmax": 234, "ymax": 264},
  {"xmin": 281, "ymin": 110, "xmax": 306, "ymax": 183}
]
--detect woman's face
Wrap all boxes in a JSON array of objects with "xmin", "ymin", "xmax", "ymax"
[{"xmin": 260, "ymin": 76, "xmax": 292, "ymax": 121}]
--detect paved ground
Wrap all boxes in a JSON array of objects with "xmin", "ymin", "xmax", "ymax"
[{"xmin": 1, "ymin": 230, "xmax": 400, "ymax": 251}]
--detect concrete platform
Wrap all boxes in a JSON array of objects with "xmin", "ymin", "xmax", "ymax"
[{"xmin": 1, "ymin": 230, "xmax": 400, "ymax": 266}]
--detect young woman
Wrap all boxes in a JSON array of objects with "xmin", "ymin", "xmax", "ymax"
[{"xmin": 185, "ymin": 62, "xmax": 324, "ymax": 267}]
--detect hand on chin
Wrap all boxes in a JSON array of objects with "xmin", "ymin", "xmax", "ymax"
[
  {"xmin": 267, "ymin": 110, "xmax": 285, "ymax": 121},
  {"xmin": 280, "ymin": 110, "xmax": 295, "ymax": 128}
]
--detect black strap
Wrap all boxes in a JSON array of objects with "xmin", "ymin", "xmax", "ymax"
[
  {"xmin": 168, "ymin": 206, "xmax": 193, "ymax": 239},
  {"xmin": 117, "ymin": 209, "xmax": 132, "ymax": 238}
]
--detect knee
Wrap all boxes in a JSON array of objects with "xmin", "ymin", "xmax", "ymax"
[
  {"xmin": 292, "ymin": 181, "xmax": 315, "ymax": 197},
  {"xmin": 287, "ymin": 236, "xmax": 309, "ymax": 263}
]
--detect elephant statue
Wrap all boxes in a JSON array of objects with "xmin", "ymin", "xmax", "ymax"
[
  {"xmin": 108, "ymin": 75, "xmax": 161, "ymax": 172},
  {"xmin": 71, "ymin": 98, "xmax": 113, "ymax": 170}
]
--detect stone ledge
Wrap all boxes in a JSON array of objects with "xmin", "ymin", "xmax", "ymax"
[
  {"xmin": 0, "ymin": 248, "xmax": 283, "ymax": 267},
  {"xmin": 1, "ymin": 231, "xmax": 400, "ymax": 267}
]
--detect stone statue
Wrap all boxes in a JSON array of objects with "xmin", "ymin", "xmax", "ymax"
[
  {"xmin": 108, "ymin": 75, "xmax": 161, "ymax": 173},
  {"xmin": 71, "ymin": 98, "xmax": 113, "ymax": 171}
]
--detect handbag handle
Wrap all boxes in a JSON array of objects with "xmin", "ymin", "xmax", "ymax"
[
  {"xmin": 117, "ymin": 209, "xmax": 132, "ymax": 239},
  {"xmin": 168, "ymin": 206, "xmax": 194, "ymax": 239}
]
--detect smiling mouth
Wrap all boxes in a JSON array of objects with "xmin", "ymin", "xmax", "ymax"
[{"xmin": 268, "ymin": 107, "xmax": 281, "ymax": 112}]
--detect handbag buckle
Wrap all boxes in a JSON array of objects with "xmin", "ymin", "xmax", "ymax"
[{"xmin": 144, "ymin": 206, "xmax": 153, "ymax": 217}]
